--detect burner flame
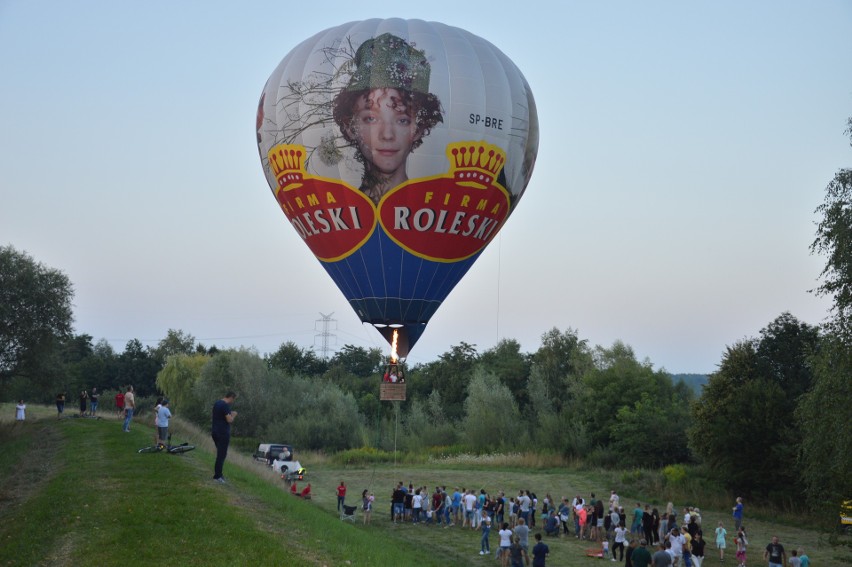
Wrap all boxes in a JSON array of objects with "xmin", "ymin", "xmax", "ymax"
[{"xmin": 390, "ymin": 329, "xmax": 399, "ymax": 363}]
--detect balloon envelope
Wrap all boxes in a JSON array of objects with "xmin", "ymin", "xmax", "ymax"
[{"xmin": 257, "ymin": 19, "xmax": 538, "ymax": 356}]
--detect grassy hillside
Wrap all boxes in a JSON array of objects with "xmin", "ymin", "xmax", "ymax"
[{"xmin": 1, "ymin": 405, "xmax": 848, "ymax": 567}]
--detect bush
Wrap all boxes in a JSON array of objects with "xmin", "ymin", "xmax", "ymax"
[{"xmin": 663, "ymin": 464, "xmax": 687, "ymax": 485}]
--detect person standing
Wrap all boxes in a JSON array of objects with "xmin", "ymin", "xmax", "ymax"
[
  {"xmin": 735, "ymin": 532, "xmax": 747, "ymax": 567},
  {"xmin": 211, "ymin": 391, "xmax": 238, "ymax": 483},
  {"xmin": 614, "ymin": 523, "xmax": 628, "ymax": 561},
  {"xmin": 632, "ymin": 503, "xmax": 645, "ymax": 536},
  {"xmin": 653, "ymin": 543, "xmax": 674, "ymax": 567},
  {"xmin": 732, "ymin": 498, "xmax": 744, "ymax": 531},
  {"xmin": 480, "ymin": 509, "xmax": 492, "ymax": 555},
  {"xmin": 626, "ymin": 539, "xmax": 638, "ymax": 567},
  {"xmin": 498, "ymin": 522, "xmax": 514, "ymax": 567},
  {"xmin": 122, "ymin": 386, "xmax": 135, "ymax": 432},
  {"xmin": 15, "ymin": 400, "xmax": 26, "ymax": 421},
  {"xmin": 715, "ymin": 522, "xmax": 727, "ymax": 561},
  {"xmin": 55, "ymin": 392, "xmax": 66, "ymax": 418},
  {"xmin": 156, "ymin": 399, "xmax": 172, "ymax": 449},
  {"xmin": 115, "ymin": 390, "xmax": 125, "ymax": 418},
  {"xmin": 391, "ymin": 482, "xmax": 405, "ymax": 523},
  {"xmin": 763, "ymin": 537, "xmax": 785, "ymax": 567},
  {"xmin": 692, "ymin": 533, "xmax": 706, "ymax": 567},
  {"xmin": 337, "ymin": 481, "xmax": 347, "ymax": 512},
  {"xmin": 532, "ymin": 532, "xmax": 550, "ymax": 567},
  {"xmin": 79, "ymin": 390, "xmax": 88, "ymax": 416},
  {"xmin": 798, "ymin": 549, "xmax": 809, "ymax": 567},
  {"xmin": 633, "ymin": 540, "xmax": 653, "ymax": 567},
  {"xmin": 89, "ymin": 387, "xmax": 100, "ymax": 416},
  {"xmin": 508, "ymin": 534, "xmax": 530, "ymax": 567},
  {"xmin": 362, "ymin": 489, "xmax": 373, "ymax": 525},
  {"xmin": 667, "ymin": 527, "xmax": 684, "ymax": 567},
  {"xmin": 514, "ymin": 517, "xmax": 531, "ymax": 555},
  {"xmin": 610, "ymin": 490, "xmax": 621, "ymax": 510}
]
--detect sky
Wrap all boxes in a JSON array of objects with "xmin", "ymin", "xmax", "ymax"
[{"xmin": 1, "ymin": 1, "xmax": 850, "ymax": 374}]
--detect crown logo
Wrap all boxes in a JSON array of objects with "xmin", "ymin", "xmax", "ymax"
[
  {"xmin": 268, "ymin": 144, "xmax": 306, "ymax": 189},
  {"xmin": 446, "ymin": 141, "xmax": 506, "ymax": 188}
]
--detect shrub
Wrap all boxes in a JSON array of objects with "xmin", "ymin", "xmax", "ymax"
[{"xmin": 663, "ymin": 464, "xmax": 687, "ymax": 485}]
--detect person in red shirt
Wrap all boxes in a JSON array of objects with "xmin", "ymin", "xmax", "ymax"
[
  {"xmin": 115, "ymin": 391, "xmax": 125, "ymax": 418},
  {"xmin": 337, "ymin": 481, "xmax": 347, "ymax": 511}
]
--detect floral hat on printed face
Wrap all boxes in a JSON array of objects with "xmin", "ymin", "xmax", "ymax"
[{"xmin": 344, "ymin": 33, "xmax": 431, "ymax": 94}]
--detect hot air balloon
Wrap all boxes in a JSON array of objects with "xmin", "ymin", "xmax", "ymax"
[{"xmin": 257, "ymin": 19, "xmax": 538, "ymax": 358}]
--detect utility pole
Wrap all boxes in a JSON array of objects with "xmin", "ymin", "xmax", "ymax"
[{"xmin": 314, "ymin": 312, "xmax": 337, "ymax": 360}]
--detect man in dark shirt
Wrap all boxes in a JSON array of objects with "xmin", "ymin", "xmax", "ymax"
[
  {"xmin": 211, "ymin": 392, "xmax": 237, "ymax": 483},
  {"xmin": 764, "ymin": 536, "xmax": 786, "ymax": 567},
  {"xmin": 633, "ymin": 539, "xmax": 653, "ymax": 567},
  {"xmin": 391, "ymin": 483, "xmax": 405, "ymax": 523},
  {"xmin": 532, "ymin": 532, "xmax": 549, "ymax": 566}
]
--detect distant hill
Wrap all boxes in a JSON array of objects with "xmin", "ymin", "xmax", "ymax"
[{"xmin": 670, "ymin": 373, "xmax": 709, "ymax": 395}]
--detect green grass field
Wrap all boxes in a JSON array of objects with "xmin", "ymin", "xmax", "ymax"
[{"xmin": 1, "ymin": 404, "xmax": 849, "ymax": 567}]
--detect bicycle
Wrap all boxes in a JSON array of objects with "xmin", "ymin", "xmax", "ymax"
[{"xmin": 138, "ymin": 433, "xmax": 195, "ymax": 455}]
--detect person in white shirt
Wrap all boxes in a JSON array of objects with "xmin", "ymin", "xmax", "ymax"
[
  {"xmin": 464, "ymin": 490, "xmax": 478, "ymax": 529},
  {"xmin": 610, "ymin": 490, "xmax": 620, "ymax": 510},
  {"xmin": 667, "ymin": 527, "xmax": 685, "ymax": 567},
  {"xmin": 15, "ymin": 400, "xmax": 26, "ymax": 421},
  {"xmin": 412, "ymin": 489, "xmax": 423, "ymax": 523}
]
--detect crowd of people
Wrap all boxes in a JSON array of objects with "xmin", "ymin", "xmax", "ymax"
[{"xmin": 337, "ymin": 486, "xmax": 808, "ymax": 567}]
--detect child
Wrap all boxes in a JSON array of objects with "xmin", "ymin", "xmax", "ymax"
[
  {"xmin": 603, "ymin": 539, "xmax": 611, "ymax": 560},
  {"xmin": 788, "ymin": 549, "xmax": 800, "ymax": 567},
  {"xmin": 332, "ymin": 33, "xmax": 443, "ymax": 204},
  {"xmin": 15, "ymin": 400, "xmax": 26, "ymax": 421},
  {"xmin": 715, "ymin": 522, "xmax": 727, "ymax": 561},
  {"xmin": 362, "ymin": 489, "xmax": 374, "ymax": 525},
  {"xmin": 734, "ymin": 532, "xmax": 747, "ymax": 567},
  {"xmin": 798, "ymin": 549, "xmax": 809, "ymax": 567},
  {"xmin": 480, "ymin": 509, "xmax": 492, "ymax": 555}
]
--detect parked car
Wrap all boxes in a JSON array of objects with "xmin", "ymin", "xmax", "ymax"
[
  {"xmin": 253, "ymin": 443, "xmax": 293, "ymax": 466},
  {"xmin": 253, "ymin": 443, "xmax": 305, "ymax": 483}
]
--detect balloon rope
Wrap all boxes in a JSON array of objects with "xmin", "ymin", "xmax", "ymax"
[{"xmin": 496, "ymin": 233, "xmax": 502, "ymax": 342}]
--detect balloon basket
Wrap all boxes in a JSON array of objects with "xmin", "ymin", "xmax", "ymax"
[{"xmin": 380, "ymin": 383, "xmax": 406, "ymax": 401}]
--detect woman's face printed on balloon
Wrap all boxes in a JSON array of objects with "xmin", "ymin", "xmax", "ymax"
[{"xmin": 346, "ymin": 88, "xmax": 421, "ymax": 188}]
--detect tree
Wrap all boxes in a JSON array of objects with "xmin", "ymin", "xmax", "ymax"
[
  {"xmin": 156, "ymin": 353, "xmax": 209, "ymax": 416},
  {"xmin": 579, "ymin": 340, "xmax": 673, "ymax": 448},
  {"xmin": 796, "ymin": 335, "xmax": 852, "ymax": 512},
  {"xmin": 811, "ymin": 117, "xmax": 852, "ymax": 339},
  {"xmin": 755, "ymin": 311, "xmax": 819, "ymax": 403},
  {"xmin": 408, "ymin": 342, "xmax": 479, "ymax": 420},
  {"xmin": 799, "ymin": 117, "xmax": 852, "ymax": 514},
  {"xmin": 531, "ymin": 327, "xmax": 592, "ymax": 414},
  {"xmin": 328, "ymin": 344, "xmax": 382, "ymax": 377},
  {"xmin": 611, "ymin": 391, "xmax": 692, "ymax": 467},
  {"xmin": 116, "ymin": 339, "xmax": 160, "ymax": 396},
  {"xmin": 479, "ymin": 339, "xmax": 531, "ymax": 410},
  {"xmin": 152, "ymin": 329, "xmax": 197, "ymax": 364},
  {"xmin": 462, "ymin": 367, "xmax": 521, "ymax": 451},
  {"xmin": 265, "ymin": 341, "xmax": 328, "ymax": 376},
  {"xmin": 689, "ymin": 314, "xmax": 816, "ymax": 498},
  {"xmin": 0, "ymin": 245, "xmax": 74, "ymax": 383}
]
